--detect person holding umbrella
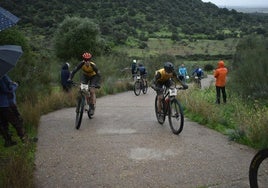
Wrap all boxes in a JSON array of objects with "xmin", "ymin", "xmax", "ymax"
[{"xmin": 0, "ymin": 74, "xmax": 27, "ymax": 147}]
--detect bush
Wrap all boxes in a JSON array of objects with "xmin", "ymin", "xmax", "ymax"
[
  {"xmin": 230, "ymin": 35, "xmax": 268, "ymax": 99},
  {"xmin": 204, "ymin": 64, "xmax": 214, "ymax": 71}
]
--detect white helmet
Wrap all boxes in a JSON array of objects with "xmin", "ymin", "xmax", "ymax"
[{"xmin": 133, "ymin": 59, "xmax": 136, "ymax": 63}]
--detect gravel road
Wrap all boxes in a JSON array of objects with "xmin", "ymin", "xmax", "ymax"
[{"xmin": 34, "ymin": 77, "xmax": 256, "ymax": 188}]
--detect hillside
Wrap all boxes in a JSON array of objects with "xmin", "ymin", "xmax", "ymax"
[{"xmin": 1, "ymin": 0, "xmax": 268, "ymax": 47}]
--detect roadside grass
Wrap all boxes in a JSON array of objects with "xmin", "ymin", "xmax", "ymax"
[{"xmin": 179, "ymin": 86, "xmax": 268, "ymax": 149}]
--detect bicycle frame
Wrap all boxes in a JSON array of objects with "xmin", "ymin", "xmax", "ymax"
[
  {"xmin": 155, "ymin": 81, "xmax": 185, "ymax": 134},
  {"xmin": 162, "ymin": 86, "xmax": 179, "ymax": 115},
  {"xmin": 75, "ymin": 83, "xmax": 92, "ymax": 129}
]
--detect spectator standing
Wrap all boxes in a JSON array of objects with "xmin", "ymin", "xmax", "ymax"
[
  {"xmin": 61, "ymin": 62, "xmax": 71, "ymax": 92},
  {"xmin": 131, "ymin": 59, "xmax": 137, "ymax": 79},
  {"xmin": 0, "ymin": 74, "xmax": 27, "ymax": 147},
  {"xmin": 214, "ymin": 60, "xmax": 228, "ymax": 104},
  {"xmin": 178, "ymin": 63, "xmax": 188, "ymax": 83}
]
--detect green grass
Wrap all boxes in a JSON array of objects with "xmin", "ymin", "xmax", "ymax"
[
  {"xmin": 115, "ymin": 38, "xmax": 239, "ymax": 58},
  {"xmin": 179, "ymin": 86, "xmax": 268, "ymax": 149}
]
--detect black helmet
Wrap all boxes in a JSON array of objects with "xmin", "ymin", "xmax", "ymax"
[{"xmin": 164, "ymin": 62, "xmax": 174, "ymax": 73}]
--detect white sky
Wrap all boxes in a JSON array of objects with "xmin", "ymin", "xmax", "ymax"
[{"xmin": 201, "ymin": 0, "xmax": 268, "ymax": 7}]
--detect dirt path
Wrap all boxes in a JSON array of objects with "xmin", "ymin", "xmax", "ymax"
[{"xmin": 34, "ymin": 77, "xmax": 256, "ymax": 188}]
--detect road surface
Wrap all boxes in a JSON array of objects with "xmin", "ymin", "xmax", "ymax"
[{"xmin": 34, "ymin": 77, "xmax": 256, "ymax": 188}]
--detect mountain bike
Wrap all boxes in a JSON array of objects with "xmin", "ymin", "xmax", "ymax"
[
  {"xmin": 133, "ymin": 74, "xmax": 148, "ymax": 96},
  {"xmin": 249, "ymin": 148, "xmax": 268, "ymax": 188},
  {"xmin": 74, "ymin": 82, "xmax": 94, "ymax": 130},
  {"xmin": 154, "ymin": 82, "xmax": 186, "ymax": 135}
]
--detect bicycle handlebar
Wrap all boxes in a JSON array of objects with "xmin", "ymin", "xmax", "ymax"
[{"xmin": 68, "ymin": 80, "xmax": 99, "ymax": 88}]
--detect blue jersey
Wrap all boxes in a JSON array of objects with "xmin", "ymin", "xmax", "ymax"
[
  {"xmin": 193, "ymin": 68, "xmax": 203, "ymax": 77},
  {"xmin": 137, "ymin": 66, "xmax": 147, "ymax": 75}
]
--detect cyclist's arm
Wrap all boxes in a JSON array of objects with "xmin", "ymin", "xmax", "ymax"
[
  {"xmin": 91, "ymin": 63, "xmax": 101, "ymax": 76},
  {"xmin": 69, "ymin": 62, "xmax": 84, "ymax": 80},
  {"xmin": 153, "ymin": 72, "xmax": 161, "ymax": 83}
]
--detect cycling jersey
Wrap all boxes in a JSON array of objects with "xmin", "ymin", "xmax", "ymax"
[
  {"xmin": 192, "ymin": 68, "xmax": 203, "ymax": 77},
  {"xmin": 155, "ymin": 68, "xmax": 175, "ymax": 83},
  {"xmin": 82, "ymin": 62, "xmax": 97, "ymax": 77},
  {"xmin": 137, "ymin": 66, "xmax": 147, "ymax": 75},
  {"xmin": 70, "ymin": 61, "xmax": 98, "ymax": 79}
]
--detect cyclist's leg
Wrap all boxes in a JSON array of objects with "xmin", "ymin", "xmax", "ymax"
[
  {"xmin": 89, "ymin": 75, "xmax": 100, "ymax": 114},
  {"xmin": 156, "ymin": 83, "xmax": 164, "ymax": 113},
  {"xmin": 80, "ymin": 74, "xmax": 91, "ymax": 109}
]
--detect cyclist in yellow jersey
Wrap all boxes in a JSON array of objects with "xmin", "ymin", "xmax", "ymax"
[
  {"xmin": 152, "ymin": 62, "xmax": 188, "ymax": 113},
  {"xmin": 69, "ymin": 52, "xmax": 101, "ymax": 115}
]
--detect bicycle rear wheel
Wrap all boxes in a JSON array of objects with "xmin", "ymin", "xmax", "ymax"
[
  {"xmin": 155, "ymin": 95, "xmax": 165, "ymax": 124},
  {"xmin": 75, "ymin": 96, "xmax": 85, "ymax": 129},
  {"xmin": 249, "ymin": 149, "xmax": 268, "ymax": 188},
  {"xmin": 168, "ymin": 98, "xmax": 184, "ymax": 134},
  {"xmin": 134, "ymin": 80, "xmax": 141, "ymax": 96},
  {"xmin": 142, "ymin": 80, "xmax": 148, "ymax": 94}
]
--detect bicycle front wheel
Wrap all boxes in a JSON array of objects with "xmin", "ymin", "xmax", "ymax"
[
  {"xmin": 249, "ymin": 149, "xmax": 268, "ymax": 188},
  {"xmin": 75, "ymin": 95, "xmax": 85, "ymax": 129},
  {"xmin": 134, "ymin": 81, "xmax": 141, "ymax": 96},
  {"xmin": 155, "ymin": 95, "xmax": 165, "ymax": 124},
  {"xmin": 168, "ymin": 98, "xmax": 184, "ymax": 135},
  {"xmin": 142, "ymin": 80, "xmax": 148, "ymax": 94}
]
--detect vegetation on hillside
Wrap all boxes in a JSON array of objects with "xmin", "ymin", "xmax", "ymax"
[{"xmin": 1, "ymin": 0, "xmax": 268, "ymax": 49}]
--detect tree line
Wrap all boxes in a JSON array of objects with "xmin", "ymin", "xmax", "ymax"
[{"xmin": 1, "ymin": 0, "xmax": 268, "ymax": 47}]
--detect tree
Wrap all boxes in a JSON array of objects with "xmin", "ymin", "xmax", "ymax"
[
  {"xmin": 230, "ymin": 35, "xmax": 268, "ymax": 99},
  {"xmin": 54, "ymin": 16, "xmax": 107, "ymax": 60}
]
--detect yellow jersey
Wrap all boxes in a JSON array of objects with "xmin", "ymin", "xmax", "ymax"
[
  {"xmin": 82, "ymin": 62, "xmax": 97, "ymax": 77},
  {"xmin": 155, "ymin": 68, "xmax": 174, "ymax": 82}
]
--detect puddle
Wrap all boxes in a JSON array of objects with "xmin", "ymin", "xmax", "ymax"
[
  {"xmin": 130, "ymin": 147, "xmax": 176, "ymax": 160},
  {"xmin": 97, "ymin": 128, "xmax": 136, "ymax": 134}
]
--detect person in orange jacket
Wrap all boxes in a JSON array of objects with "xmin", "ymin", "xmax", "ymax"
[{"xmin": 214, "ymin": 60, "xmax": 228, "ymax": 104}]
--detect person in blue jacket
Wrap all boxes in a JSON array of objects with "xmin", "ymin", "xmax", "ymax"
[
  {"xmin": 0, "ymin": 74, "xmax": 27, "ymax": 147},
  {"xmin": 61, "ymin": 62, "xmax": 71, "ymax": 92}
]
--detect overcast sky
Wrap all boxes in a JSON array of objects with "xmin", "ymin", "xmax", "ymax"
[{"xmin": 201, "ymin": 0, "xmax": 268, "ymax": 7}]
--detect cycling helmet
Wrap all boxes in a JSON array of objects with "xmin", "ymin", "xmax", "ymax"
[
  {"xmin": 82, "ymin": 52, "xmax": 92, "ymax": 60},
  {"xmin": 164, "ymin": 62, "xmax": 174, "ymax": 73}
]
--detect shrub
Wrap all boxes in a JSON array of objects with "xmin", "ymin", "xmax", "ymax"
[{"xmin": 230, "ymin": 35, "xmax": 268, "ymax": 99}]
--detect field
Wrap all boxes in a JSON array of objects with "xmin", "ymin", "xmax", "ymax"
[{"xmin": 115, "ymin": 38, "xmax": 239, "ymax": 58}]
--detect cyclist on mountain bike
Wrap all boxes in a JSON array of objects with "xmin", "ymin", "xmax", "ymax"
[
  {"xmin": 151, "ymin": 62, "xmax": 188, "ymax": 113},
  {"xmin": 192, "ymin": 66, "xmax": 204, "ymax": 79},
  {"xmin": 136, "ymin": 63, "xmax": 147, "ymax": 85},
  {"xmin": 69, "ymin": 52, "xmax": 101, "ymax": 116}
]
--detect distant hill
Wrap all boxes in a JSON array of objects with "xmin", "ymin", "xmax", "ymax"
[
  {"xmin": 220, "ymin": 6, "xmax": 268, "ymax": 13},
  {"xmin": 1, "ymin": 0, "xmax": 268, "ymax": 46}
]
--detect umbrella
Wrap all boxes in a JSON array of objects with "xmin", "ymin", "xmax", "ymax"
[
  {"xmin": 0, "ymin": 45, "xmax": 23, "ymax": 78},
  {"xmin": 0, "ymin": 6, "xmax": 20, "ymax": 32}
]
